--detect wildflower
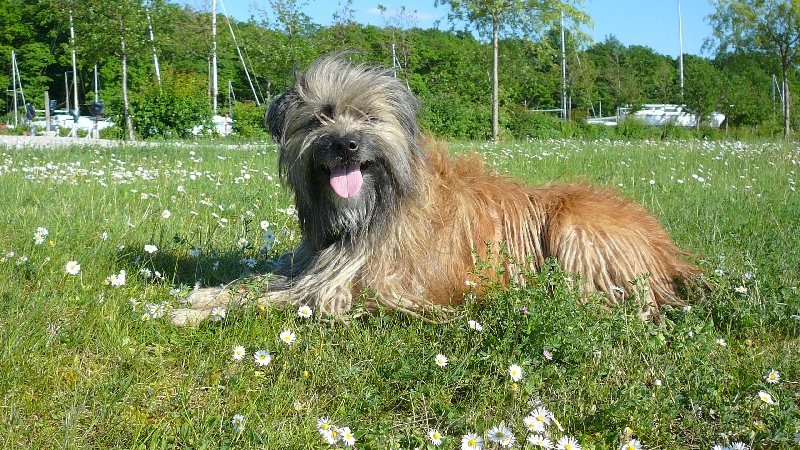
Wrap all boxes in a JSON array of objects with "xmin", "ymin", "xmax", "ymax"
[
  {"xmin": 190, "ymin": 248, "xmax": 201, "ymax": 257},
  {"xmin": 144, "ymin": 302, "xmax": 168, "ymax": 319},
  {"xmin": 461, "ymin": 432, "xmax": 484, "ymax": 450},
  {"xmin": 715, "ymin": 338, "xmax": 727, "ymax": 347},
  {"xmin": 241, "ymin": 258, "xmax": 257, "ymax": 268},
  {"xmin": 429, "ymin": 429, "xmax": 443, "ymax": 446},
  {"xmin": 487, "ymin": 425, "xmax": 514, "ymax": 447},
  {"xmin": 210, "ymin": 307, "xmax": 226, "ymax": 322},
  {"xmin": 232, "ymin": 345, "xmax": 246, "ymax": 361},
  {"xmin": 260, "ymin": 220, "xmax": 270, "ymax": 231},
  {"xmin": 144, "ymin": 244, "xmax": 158, "ymax": 254},
  {"xmin": 107, "ymin": 269, "xmax": 127, "ymax": 286},
  {"xmin": 528, "ymin": 434, "xmax": 554, "ymax": 449},
  {"xmin": 729, "ymin": 443, "xmax": 749, "ymax": 450},
  {"xmin": 556, "ymin": 435, "xmax": 581, "ymax": 450},
  {"xmin": 520, "ymin": 306, "xmax": 529, "ymax": 315},
  {"xmin": 317, "ymin": 417, "xmax": 334, "ymax": 435},
  {"xmin": 279, "ymin": 330, "xmax": 296, "ymax": 346},
  {"xmin": 139, "ymin": 267, "xmax": 152, "ymax": 279},
  {"xmin": 322, "ymin": 427, "xmax": 341, "ymax": 445},
  {"xmin": 758, "ymin": 390, "xmax": 775, "ymax": 405},
  {"xmin": 734, "ymin": 285, "xmax": 748, "ymax": 294},
  {"xmin": 619, "ymin": 440, "xmax": 643, "ymax": 450},
  {"xmin": 298, "ymin": 305, "xmax": 313, "ymax": 318},
  {"xmin": 654, "ymin": 379, "xmax": 662, "ymax": 387},
  {"xmin": 237, "ymin": 237, "xmax": 249, "ymax": 249},
  {"xmin": 509, "ymin": 364, "xmax": 523, "ymax": 382},
  {"xmin": 468, "ymin": 319, "xmax": 483, "ymax": 331},
  {"xmin": 231, "ymin": 414, "xmax": 244, "ymax": 432},
  {"xmin": 33, "ymin": 233, "xmax": 46, "ymax": 245},
  {"xmin": 65, "ymin": 260, "xmax": 81, "ymax": 275},
  {"xmin": 435, "ymin": 354, "xmax": 448, "ymax": 368},
  {"xmin": 161, "ymin": 209, "xmax": 171, "ymax": 219},
  {"xmin": 339, "ymin": 426, "xmax": 355, "ymax": 446},
  {"xmin": 465, "ymin": 279, "xmax": 478, "ymax": 288},
  {"xmin": 765, "ymin": 370, "xmax": 780, "ymax": 384},
  {"xmin": 36, "ymin": 226, "xmax": 49, "ymax": 237},
  {"xmin": 543, "ymin": 349, "xmax": 553, "ymax": 360},
  {"xmin": 264, "ymin": 230, "xmax": 276, "ymax": 243},
  {"xmin": 527, "ymin": 407, "xmax": 553, "ymax": 430},
  {"xmin": 254, "ymin": 350, "xmax": 271, "ymax": 367}
]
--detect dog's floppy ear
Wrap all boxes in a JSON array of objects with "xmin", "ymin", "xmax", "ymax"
[{"xmin": 265, "ymin": 90, "xmax": 299, "ymax": 143}]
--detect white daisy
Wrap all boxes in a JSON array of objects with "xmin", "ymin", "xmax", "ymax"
[
  {"xmin": 556, "ymin": 435, "xmax": 581, "ymax": 450},
  {"xmin": 487, "ymin": 425, "xmax": 514, "ymax": 447},
  {"xmin": 765, "ymin": 370, "xmax": 780, "ymax": 384},
  {"xmin": 435, "ymin": 354, "xmax": 448, "ymax": 368},
  {"xmin": 509, "ymin": 364, "xmax": 523, "ymax": 382},
  {"xmin": 467, "ymin": 319, "xmax": 483, "ymax": 331},
  {"xmin": 528, "ymin": 434, "xmax": 554, "ymax": 449},
  {"xmin": 144, "ymin": 244, "xmax": 158, "ymax": 254},
  {"xmin": 161, "ymin": 209, "xmax": 171, "ymax": 219},
  {"xmin": 65, "ymin": 260, "xmax": 81, "ymax": 275},
  {"xmin": 231, "ymin": 413, "xmax": 244, "ymax": 432},
  {"xmin": 210, "ymin": 307, "xmax": 226, "ymax": 322},
  {"xmin": 428, "ymin": 429, "xmax": 443, "ymax": 446},
  {"xmin": 297, "ymin": 305, "xmax": 313, "ymax": 318},
  {"xmin": 279, "ymin": 330, "xmax": 296, "ymax": 346},
  {"xmin": 339, "ymin": 426, "xmax": 355, "ymax": 446},
  {"xmin": 461, "ymin": 432, "xmax": 484, "ymax": 450},
  {"xmin": 232, "ymin": 345, "xmax": 246, "ymax": 361},
  {"xmin": 758, "ymin": 390, "xmax": 775, "ymax": 405},
  {"xmin": 254, "ymin": 349, "xmax": 271, "ymax": 367},
  {"xmin": 619, "ymin": 439, "xmax": 643, "ymax": 450}
]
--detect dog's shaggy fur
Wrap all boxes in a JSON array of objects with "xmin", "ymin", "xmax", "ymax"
[{"xmin": 170, "ymin": 54, "xmax": 699, "ymax": 326}]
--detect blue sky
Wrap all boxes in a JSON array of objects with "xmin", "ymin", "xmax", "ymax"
[{"xmin": 210, "ymin": 0, "xmax": 715, "ymax": 58}]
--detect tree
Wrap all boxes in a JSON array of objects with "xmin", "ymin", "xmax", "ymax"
[
  {"xmin": 436, "ymin": 0, "xmax": 590, "ymax": 140},
  {"xmin": 707, "ymin": 0, "xmax": 800, "ymax": 138},
  {"xmin": 62, "ymin": 0, "xmax": 156, "ymax": 141},
  {"xmin": 682, "ymin": 55, "xmax": 722, "ymax": 130}
]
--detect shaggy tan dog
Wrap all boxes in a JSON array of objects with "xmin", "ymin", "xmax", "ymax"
[{"xmin": 170, "ymin": 54, "xmax": 699, "ymax": 326}]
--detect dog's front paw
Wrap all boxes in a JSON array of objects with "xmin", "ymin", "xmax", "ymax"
[{"xmin": 170, "ymin": 287, "xmax": 231, "ymax": 327}]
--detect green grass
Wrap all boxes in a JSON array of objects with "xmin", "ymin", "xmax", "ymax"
[{"xmin": 0, "ymin": 139, "xmax": 798, "ymax": 449}]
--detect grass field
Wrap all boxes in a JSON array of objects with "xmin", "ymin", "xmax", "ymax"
[{"xmin": 0, "ymin": 138, "xmax": 798, "ymax": 449}]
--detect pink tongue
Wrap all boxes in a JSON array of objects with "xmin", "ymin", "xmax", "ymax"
[{"xmin": 329, "ymin": 163, "xmax": 363, "ymax": 198}]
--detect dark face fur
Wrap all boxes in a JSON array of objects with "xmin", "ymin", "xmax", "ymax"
[{"xmin": 266, "ymin": 55, "xmax": 425, "ymax": 249}]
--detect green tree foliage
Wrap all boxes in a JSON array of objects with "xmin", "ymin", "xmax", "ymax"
[
  {"xmin": 129, "ymin": 69, "xmax": 211, "ymax": 139},
  {"xmin": 707, "ymin": 0, "xmax": 800, "ymax": 138},
  {"xmin": 435, "ymin": 0, "xmax": 591, "ymax": 140},
  {"xmin": 1, "ymin": 0, "xmax": 796, "ymax": 140},
  {"xmin": 682, "ymin": 54, "xmax": 723, "ymax": 130}
]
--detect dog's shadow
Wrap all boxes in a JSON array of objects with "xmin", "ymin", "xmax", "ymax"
[{"xmin": 122, "ymin": 241, "xmax": 276, "ymax": 294}]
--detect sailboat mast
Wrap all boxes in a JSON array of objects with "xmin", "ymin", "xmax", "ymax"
[
  {"xmin": 146, "ymin": 2, "xmax": 161, "ymax": 85},
  {"xmin": 219, "ymin": 0, "xmax": 261, "ymax": 105},
  {"xmin": 11, "ymin": 51, "xmax": 19, "ymax": 127},
  {"xmin": 678, "ymin": 0, "xmax": 684, "ymax": 99},
  {"xmin": 561, "ymin": 13, "xmax": 567, "ymax": 120},
  {"xmin": 212, "ymin": 0, "xmax": 219, "ymax": 114},
  {"xmin": 69, "ymin": 3, "xmax": 79, "ymax": 137}
]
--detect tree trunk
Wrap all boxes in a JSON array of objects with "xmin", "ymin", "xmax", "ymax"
[
  {"xmin": 782, "ymin": 67, "xmax": 791, "ymax": 139},
  {"xmin": 491, "ymin": 14, "xmax": 499, "ymax": 141},
  {"xmin": 120, "ymin": 33, "xmax": 135, "ymax": 141}
]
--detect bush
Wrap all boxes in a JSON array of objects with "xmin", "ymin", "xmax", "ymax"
[
  {"xmin": 231, "ymin": 101, "xmax": 268, "ymax": 138},
  {"xmin": 419, "ymin": 92, "xmax": 492, "ymax": 140},
  {"xmin": 129, "ymin": 69, "xmax": 212, "ymax": 139}
]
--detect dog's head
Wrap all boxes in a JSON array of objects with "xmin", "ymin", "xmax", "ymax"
[{"xmin": 266, "ymin": 54, "xmax": 425, "ymax": 246}]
